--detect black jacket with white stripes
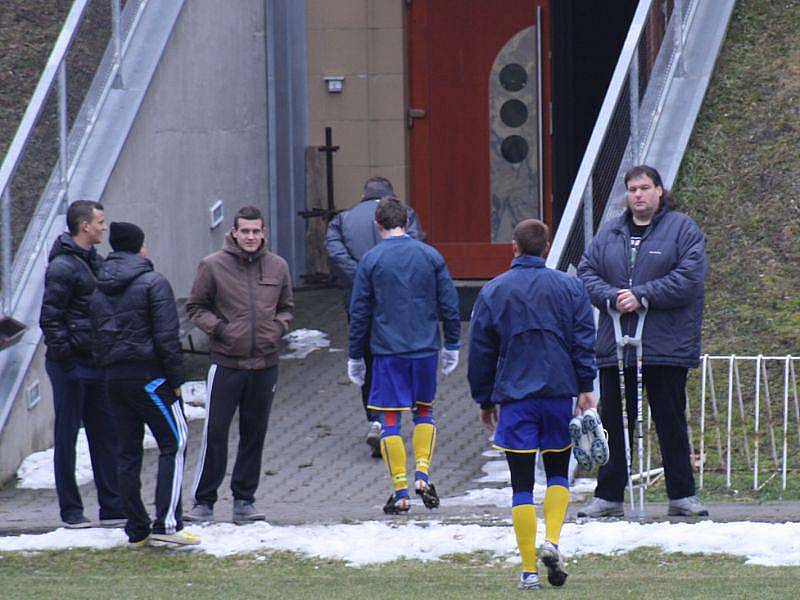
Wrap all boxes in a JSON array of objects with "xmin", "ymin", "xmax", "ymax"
[{"xmin": 90, "ymin": 251, "xmax": 185, "ymax": 390}]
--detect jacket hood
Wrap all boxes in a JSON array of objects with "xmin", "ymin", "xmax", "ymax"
[
  {"xmin": 96, "ymin": 252, "xmax": 153, "ymax": 295},
  {"xmin": 222, "ymin": 232, "xmax": 267, "ymax": 262},
  {"xmin": 48, "ymin": 232, "xmax": 95, "ymax": 263}
]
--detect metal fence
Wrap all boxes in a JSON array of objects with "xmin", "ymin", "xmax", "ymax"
[
  {"xmin": 547, "ymin": 0, "xmax": 699, "ymax": 272},
  {"xmin": 0, "ymin": 0, "xmax": 145, "ymax": 317},
  {"xmin": 690, "ymin": 355, "xmax": 800, "ymax": 492}
]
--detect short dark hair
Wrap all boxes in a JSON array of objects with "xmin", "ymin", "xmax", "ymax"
[
  {"xmin": 233, "ymin": 205, "xmax": 264, "ymax": 229},
  {"xmin": 374, "ymin": 196, "xmax": 408, "ymax": 230},
  {"xmin": 362, "ymin": 176, "xmax": 394, "ymax": 199},
  {"xmin": 67, "ymin": 200, "xmax": 103, "ymax": 236},
  {"xmin": 624, "ymin": 164, "xmax": 673, "ymax": 208},
  {"xmin": 513, "ymin": 219, "xmax": 549, "ymax": 256}
]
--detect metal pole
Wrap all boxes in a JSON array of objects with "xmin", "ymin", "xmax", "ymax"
[
  {"xmin": 754, "ymin": 354, "xmax": 762, "ymax": 490},
  {"xmin": 708, "ymin": 359, "xmax": 724, "ymax": 470},
  {"xmin": 699, "ymin": 354, "xmax": 707, "ymax": 488},
  {"xmin": 734, "ymin": 359, "xmax": 752, "ymax": 468},
  {"xmin": 582, "ymin": 181, "xmax": 593, "ymax": 248},
  {"xmin": 673, "ymin": 0, "xmax": 686, "ymax": 76},
  {"xmin": 324, "ymin": 127, "xmax": 335, "ymax": 212},
  {"xmin": 761, "ymin": 357, "xmax": 780, "ymax": 467},
  {"xmin": 726, "ymin": 355, "xmax": 734, "ymax": 488},
  {"xmin": 1, "ymin": 187, "xmax": 11, "ymax": 315},
  {"xmin": 783, "ymin": 356, "xmax": 790, "ymax": 490},
  {"xmin": 111, "ymin": 0, "xmax": 124, "ymax": 88},
  {"xmin": 57, "ymin": 60, "xmax": 69, "ymax": 211},
  {"xmin": 628, "ymin": 45, "xmax": 641, "ymax": 164}
]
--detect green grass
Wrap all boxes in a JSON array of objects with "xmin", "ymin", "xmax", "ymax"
[
  {"xmin": 0, "ymin": 547, "xmax": 798, "ymax": 599},
  {"xmin": 674, "ymin": 0, "xmax": 800, "ymax": 356}
]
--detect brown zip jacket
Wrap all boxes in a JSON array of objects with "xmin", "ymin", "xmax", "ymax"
[{"xmin": 187, "ymin": 234, "xmax": 294, "ymax": 369}]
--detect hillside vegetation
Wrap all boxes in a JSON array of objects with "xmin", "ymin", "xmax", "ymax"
[{"xmin": 675, "ymin": 0, "xmax": 800, "ymax": 355}]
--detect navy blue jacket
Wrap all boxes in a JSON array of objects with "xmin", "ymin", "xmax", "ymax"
[
  {"xmin": 577, "ymin": 203, "xmax": 706, "ymax": 369},
  {"xmin": 468, "ymin": 255, "xmax": 596, "ymax": 407},
  {"xmin": 325, "ymin": 197, "xmax": 420, "ymax": 287},
  {"xmin": 90, "ymin": 252, "xmax": 185, "ymax": 390},
  {"xmin": 348, "ymin": 235, "xmax": 460, "ymax": 358},
  {"xmin": 39, "ymin": 233, "xmax": 103, "ymax": 367}
]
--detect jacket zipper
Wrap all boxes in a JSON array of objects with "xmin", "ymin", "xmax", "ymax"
[{"xmin": 247, "ymin": 257, "xmax": 257, "ymax": 358}]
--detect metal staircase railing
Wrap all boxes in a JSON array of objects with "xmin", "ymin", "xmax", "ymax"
[
  {"xmin": 0, "ymin": 0, "xmax": 149, "ymax": 318},
  {"xmin": 546, "ymin": 0, "xmax": 699, "ymax": 272}
]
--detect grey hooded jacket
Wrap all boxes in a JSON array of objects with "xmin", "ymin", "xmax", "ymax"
[{"xmin": 577, "ymin": 202, "xmax": 706, "ymax": 369}]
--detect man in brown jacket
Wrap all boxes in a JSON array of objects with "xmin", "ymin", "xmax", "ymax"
[{"xmin": 184, "ymin": 205, "xmax": 293, "ymax": 524}]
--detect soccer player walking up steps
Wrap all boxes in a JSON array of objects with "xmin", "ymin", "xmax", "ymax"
[
  {"xmin": 347, "ymin": 196, "xmax": 460, "ymax": 514},
  {"xmin": 468, "ymin": 219, "xmax": 597, "ymax": 590}
]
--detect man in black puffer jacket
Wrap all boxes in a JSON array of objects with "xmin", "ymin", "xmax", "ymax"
[
  {"xmin": 90, "ymin": 222, "xmax": 198, "ymax": 547},
  {"xmin": 39, "ymin": 200, "xmax": 124, "ymax": 528}
]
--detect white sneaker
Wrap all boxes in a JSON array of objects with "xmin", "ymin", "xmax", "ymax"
[
  {"xmin": 582, "ymin": 408, "xmax": 610, "ymax": 467},
  {"xmin": 517, "ymin": 572, "xmax": 541, "ymax": 590},
  {"xmin": 150, "ymin": 530, "xmax": 201, "ymax": 546},
  {"xmin": 569, "ymin": 416, "xmax": 594, "ymax": 471}
]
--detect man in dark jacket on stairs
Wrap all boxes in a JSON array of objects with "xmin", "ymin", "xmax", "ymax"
[
  {"xmin": 39, "ymin": 200, "xmax": 124, "ymax": 529},
  {"xmin": 90, "ymin": 222, "xmax": 198, "ymax": 547}
]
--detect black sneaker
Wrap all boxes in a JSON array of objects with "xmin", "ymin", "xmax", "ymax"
[
  {"xmin": 414, "ymin": 480, "xmax": 440, "ymax": 509},
  {"xmin": 63, "ymin": 515, "xmax": 91, "ymax": 529},
  {"xmin": 382, "ymin": 493, "xmax": 411, "ymax": 515},
  {"xmin": 540, "ymin": 541, "xmax": 568, "ymax": 587}
]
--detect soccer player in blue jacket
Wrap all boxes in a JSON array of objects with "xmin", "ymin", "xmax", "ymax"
[
  {"xmin": 348, "ymin": 196, "xmax": 460, "ymax": 514},
  {"xmin": 468, "ymin": 219, "xmax": 596, "ymax": 590}
]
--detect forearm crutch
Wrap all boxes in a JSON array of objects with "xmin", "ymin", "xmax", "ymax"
[{"xmin": 607, "ymin": 297, "xmax": 649, "ymax": 517}]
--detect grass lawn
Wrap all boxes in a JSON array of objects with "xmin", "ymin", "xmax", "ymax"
[{"xmin": 1, "ymin": 547, "xmax": 799, "ymax": 600}]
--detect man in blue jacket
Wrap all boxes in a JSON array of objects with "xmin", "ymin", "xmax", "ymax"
[
  {"xmin": 469, "ymin": 218, "xmax": 596, "ymax": 590},
  {"xmin": 348, "ymin": 196, "xmax": 459, "ymax": 514},
  {"xmin": 326, "ymin": 177, "xmax": 421, "ymax": 456},
  {"xmin": 90, "ymin": 222, "xmax": 198, "ymax": 547},
  {"xmin": 577, "ymin": 164, "xmax": 708, "ymax": 519}
]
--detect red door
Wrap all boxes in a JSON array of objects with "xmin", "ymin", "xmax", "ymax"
[{"xmin": 408, "ymin": 1, "xmax": 552, "ymax": 279}]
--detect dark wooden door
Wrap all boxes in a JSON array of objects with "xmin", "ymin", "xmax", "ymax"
[{"xmin": 408, "ymin": 0, "xmax": 552, "ymax": 279}]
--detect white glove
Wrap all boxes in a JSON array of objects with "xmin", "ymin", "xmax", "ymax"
[
  {"xmin": 347, "ymin": 358, "xmax": 366, "ymax": 386},
  {"xmin": 440, "ymin": 348, "xmax": 459, "ymax": 376}
]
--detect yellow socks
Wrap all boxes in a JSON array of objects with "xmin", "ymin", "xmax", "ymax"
[
  {"xmin": 543, "ymin": 485, "xmax": 569, "ymax": 545},
  {"xmin": 381, "ymin": 435, "xmax": 408, "ymax": 492},
  {"xmin": 412, "ymin": 423, "xmax": 437, "ymax": 480},
  {"xmin": 512, "ymin": 504, "xmax": 538, "ymax": 573}
]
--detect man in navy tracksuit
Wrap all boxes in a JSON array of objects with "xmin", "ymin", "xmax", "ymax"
[
  {"xmin": 348, "ymin": 196, "xmax": 460, "ymax": 514},
  {"xmin": 577, "ymin": 164, "xmax": 708, "ymax": 518},
  {"xmin": 326, "ymin": 177, "xmax": 422, "ymax": 456},
  {"xmin": 468, "ymin": 219, "xmax": 596, "ymax": 590},
  {"xmin": 91, "ymin": 223, "xmax": 198, "ymax": 547},
  {"xmin": 39, "ymin": 200, "xmax": 124, "ymax": 528}
]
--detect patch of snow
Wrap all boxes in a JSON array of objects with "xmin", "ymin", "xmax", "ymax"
[
  {"xmin": 1, "ymin": 520, "xmax": 800, "ymax": 568},
  {"xmin": 281, "ymin": 329, "xmax": 330, "ymax": 360},
  {"xmin": 16, "ymin": 403, "xmax": 207, "ymax": 490}
]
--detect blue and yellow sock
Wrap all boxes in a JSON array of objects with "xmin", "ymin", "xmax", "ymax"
[
  {"xmin": 380, "ymin": 412, "xmax": 408, "ymax": 496},
  {"xmin": 543, "ymin": 479, "xmax": 569, "ymax": 546},
  {"xmin": 412, "ymin": 411, "xmax": 436, "ymax": 484}
]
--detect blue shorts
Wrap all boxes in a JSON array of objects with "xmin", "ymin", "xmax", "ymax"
[
  {"xmin": 492, "ymin": 397, "xmax": 572, "ymax": 454},
  {"xmin": 367, "ymin": 354, "xmax": 438, "ymax": 411}
]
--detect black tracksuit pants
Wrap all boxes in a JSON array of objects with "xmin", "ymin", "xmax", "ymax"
[
  {"xmin": 45, "ymin": 359, "xmax": 124, "ymax": 522},
  {"xmin": 192, "ymin": 364, "xmax": 278, "ymax": 506},
  {"xmin": 595, "ymin": 365, "xmax": 696, "ymax": 502},
  {"xmin": 109, "ymin": 378, "xmax": 188, "ymax": 543}
]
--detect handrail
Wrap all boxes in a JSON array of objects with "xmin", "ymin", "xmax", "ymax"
[
  {"xmin": 0, "ymin": 0, "xmax": 90, "ymax": 195},
  {"xmin": 545, "ymin": 0, "xmax": 655, "ymax": 270}
]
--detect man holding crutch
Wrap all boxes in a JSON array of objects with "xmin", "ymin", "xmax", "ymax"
[{"xmin": 577, "ymin": 165, "xmax": 709, "ymax": 518}]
